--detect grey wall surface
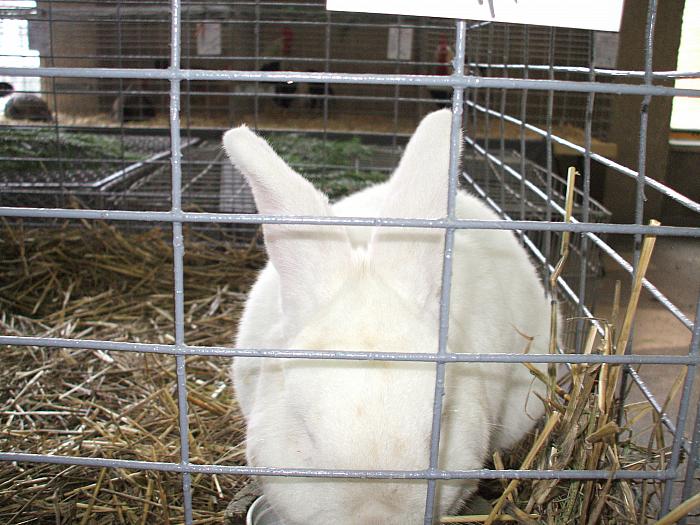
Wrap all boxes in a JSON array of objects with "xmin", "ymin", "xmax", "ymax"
[{"xmin": 605, "ymin": 0, "xmax": 685, "ymax": 223}]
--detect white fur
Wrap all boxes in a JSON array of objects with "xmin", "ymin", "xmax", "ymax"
[{"xmin": 222, "ymin": 109, "xmax": 551, "ymax": 525}]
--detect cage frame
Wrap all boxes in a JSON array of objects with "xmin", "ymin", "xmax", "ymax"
[{"xmin": 1, "ymin": 1, "xmax": 699, "ymax": 524}]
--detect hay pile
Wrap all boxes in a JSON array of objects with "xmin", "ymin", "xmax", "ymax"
[
  {"xmin": 1, "ymin": 220, "xmax": 264, "ymax": 524},
  {"xmin": 0, "ymin": 219, "xmax": 692, "ymax": 524},
  {"xmin": 443, "ymin": 212, "xmax": 693, "ymax": 524},
  {"xmin": 454, "ymin": 323, "xmax": 684, "ymax": 525}
]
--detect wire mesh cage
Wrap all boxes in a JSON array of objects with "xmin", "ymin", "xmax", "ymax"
[
  {"xmin": 0, "ymin": 0, "xmax": 622, "ymax": 216},
  {"xmin": 1, "ymin": 1, "xmax": 699, "ymax": 524}
]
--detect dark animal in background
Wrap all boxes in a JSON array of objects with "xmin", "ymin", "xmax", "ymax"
[
  {"xmin": 260, "ymin": 61, "xmax": 297, "ymax": 109},
  {"xmin": 260, "ymin": 27, "xmax": 297, "ymax": 109},
  {"xmin": 305, "ymin": 71, "xmax": 334, "ymax": 111},
  {"xmin": 0, "ymin": 82, "xmax": 13, "ymax": 98},
  {"xmin": 154, "ymin": 58, "xmax": 170, "ymax": 70},
  {"xmin": 428, "ymin": 35, "xmax": 454, "ymax": 109},
  {"xmin": 111, "ymin": 84, "xmax": 156, "ymax": 123},
  {"xmin": 109, "ymin": 59, "xmax": 166, "ymax": 122},
  {"xmin": 0, "ymin": 82, "xmax": 53, "ymax": 122}
]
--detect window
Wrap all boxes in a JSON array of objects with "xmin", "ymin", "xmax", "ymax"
[
  {"xmin": 0, "ymin": 1, "xmax": 40, "ymax": 94},
  {"xmin": 670, "ymin": 0, "xmax": 700, "ymax": 131}
]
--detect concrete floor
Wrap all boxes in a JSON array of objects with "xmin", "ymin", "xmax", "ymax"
[{"xmin": 594, "ymin": 235, "xmax": 699, "ymax": 510}]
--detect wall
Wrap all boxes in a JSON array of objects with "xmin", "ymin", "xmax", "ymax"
[
  {"xmin": 663, "ymin": 142, "xmax": 700, "ymax": 226},
  {"xmin": 605, "ymin": 0, "xmax": 685, "ymax": 223},
  {"xmin": 36, "ymin": 2, "xmax": 102, "ymax": 116}
]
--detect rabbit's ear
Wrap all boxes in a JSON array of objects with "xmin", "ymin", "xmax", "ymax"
[
  {"xmin": 223, "ymin": 126, "xmax": 352, "ymax": 327},
  {"xmin": 369, "ymin": 109, "xmax": 459, "ymax": 309}
]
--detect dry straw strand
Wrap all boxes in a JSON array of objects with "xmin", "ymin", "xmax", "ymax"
[{"xmin": 653, "ymin": 492, "xmax": 700, "ymax": 525}]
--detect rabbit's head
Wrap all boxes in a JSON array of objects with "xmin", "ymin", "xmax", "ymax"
[{"xmin": 222, "ymin": 109, "xmax": 456, "ymax": 340}]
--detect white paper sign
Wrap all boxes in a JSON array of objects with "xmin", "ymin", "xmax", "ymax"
[
  {"xmin": 327, "ymin": 0, "xmax": 625, "ymax": 32},
  {"xmin": 593, "ymin": 32, "xmax": 620, "ymax": 68},
  {"xmin": 196, "ymin": 23, "xmax": 222, "ymax": 55},
  {"xmin": 387, "ymin": 27, "xmax": 414, "ymax": 60},
  {"xmin": 28, "ymin": 21, "xmax": 50, "ymax": 55}
]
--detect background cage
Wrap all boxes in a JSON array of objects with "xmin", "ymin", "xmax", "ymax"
[{"xmin": 1, "ymin": 1, "xmax": 699, "ymax": 524}]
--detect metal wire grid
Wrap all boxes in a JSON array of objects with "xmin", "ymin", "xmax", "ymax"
[
  {"xmin": 1, "ymin": 3, "xmax": 697, "ymax": 214},
  {"xmin": 0, "ymin": 2, "xmax": 699, "ymax": 525},
  {"xmin": 0, "ymin": 135, "xmax": 401, "ymax": 248},
  {"xmin": 3, "ymin": 1, "xmax": 617, "ymax": 134}
]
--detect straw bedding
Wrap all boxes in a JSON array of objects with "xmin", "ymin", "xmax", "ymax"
[
  {"xmin": 0, "ymin": 220, "xmax": 689, "ymax": 524},
  {"xmin": 1, "ymin": 220, "xmax": 262, "ymax": 524}
]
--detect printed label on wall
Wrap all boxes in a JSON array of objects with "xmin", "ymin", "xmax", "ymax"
[
  {"xmin": 27, "ymin": 21, "xmax": 50, "ymax": 55},
  {"xmin": 197, "ymin": 23, "xmax": 222, "ymax": 56},
  {"xmin": 327, "ymin": 0, "xmax": 625, "ymax": 32},
  {"xmin": 387, "ymin": 27, "xmax": 414, "ymax": 60},
  {"xmin": 593, "ymin": 32, "xmax": 620, "ymax": 68}
]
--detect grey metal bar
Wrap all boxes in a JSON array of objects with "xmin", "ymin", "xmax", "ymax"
[
  {"xmin": 0, "ymin": 452, "xmax": 677, "ymax": 481},
  {"xmin": 46, "ymin": 1, "xmax": 65, "ymax": 209},
  {"xmin": 482, "ymin": 23, "xmax": 494, "ymax": 213},
  {"xmin": 621, "ymin": 0, "xmax": 658, "ymax": 449},
  {"xmin": 464, "ymin": 63, "xmax": 700, "ymax": 79},
  {"xmin": 518, "ymin": 26, "xmax": 529, "ymax": 229},
  {"xmin": 1, "ymin": 207, "xmax": 699, "ymax": 237},
  {"xmin": 115, "ymin": 0, "xmax": 128, "ymax": 195},
  {"xmin": 0, "ymin": 53, "xmax": 469, "ymax": 69},
  {"xmin": 14, "ymin": 11, "xmax": 456, "ymax": 32},
  {"xmin": 634, "ymin": 0, "xmax": 658, "ymax": 270},
  {"xmin": 167, "ymin": 1, "xmax": 193, "ymax": 522},
  {"xmin": 0, "ymin": 87, "xmax": 496, "ymax": 105},
  {"xmin": 323, "ymin": 8, "xmax": 331, "ymax": 144},
  {"xmin": 662, "ymin": 294, "xmax": 700, "ymax": 514},
  {"xmin": 253, "ymin": 0, "xmax": 260, "ymax": 130},
  {"xmin": 424, "ymin": 20, "xmax": 466, "ymax": 524},
  {"xmin": 499, "ymin": 24, "xmax": 510, "ymax": 217},
  {"xmin": 680, "ymin": 370, "xmax": 700, "ymax": 525},
  {"xmin": 1, "ymin": 66, "xmax": 699, "ymax": 98},
  {"xmin": 543, "ymin": 27, "xmax": 556, "ymax": 290},
  {"xmin": 575, "ymin": 34, "xmax": 595, "ymax": 353},
  {"xmin": 10, "ymin": 16, "xmax": 452, "ymax": 30},
  {"xmin": 3, "ymin": 335, "xmax": 698, "ymax": 365},
  {"xmin": 391, "ymin": 15, "xmax": 402, "ymax": 150}
]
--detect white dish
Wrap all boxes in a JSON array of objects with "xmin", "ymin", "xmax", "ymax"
[{"xmin": 247, "ymin": 495, "xmax": 286, "ymax": 525}]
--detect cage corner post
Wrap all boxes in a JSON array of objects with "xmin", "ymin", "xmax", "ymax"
[
  {"xmin": 169, "ymin": 0, "xmax": 194, "ymax": 523},
  {"xmin": 423, "ymin": 17, "xmax": 467, "ymax": 525}
]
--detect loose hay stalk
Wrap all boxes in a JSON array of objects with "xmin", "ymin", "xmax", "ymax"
[
  {"xmin": 654, "ymin": 492, "xmax": 700, "ymax": 525},
  {"xmin": 484, "ymin": 413, "xmax": 561, "ymax": 525}
]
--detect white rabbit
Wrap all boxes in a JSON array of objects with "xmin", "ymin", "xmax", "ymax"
[{"xmin": 222, "ymin": 109, "xmax": 552, "ymax": 525}]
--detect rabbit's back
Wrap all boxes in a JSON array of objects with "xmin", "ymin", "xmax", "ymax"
[
  {"xmin": 235, "ymin": 185, "xmax": 549, "ymax": 446},
  {"xmin": 451, "ymin": 192, "xmax": 550, "ymax": 450},
  {"xmin": 225, "ymin": 111, "xmax": 551, "ymax": 523}
]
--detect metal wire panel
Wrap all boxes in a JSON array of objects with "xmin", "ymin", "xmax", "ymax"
[{"xmin": 1, "ymin": 1, "xmax": 699, "ymax": 524}]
